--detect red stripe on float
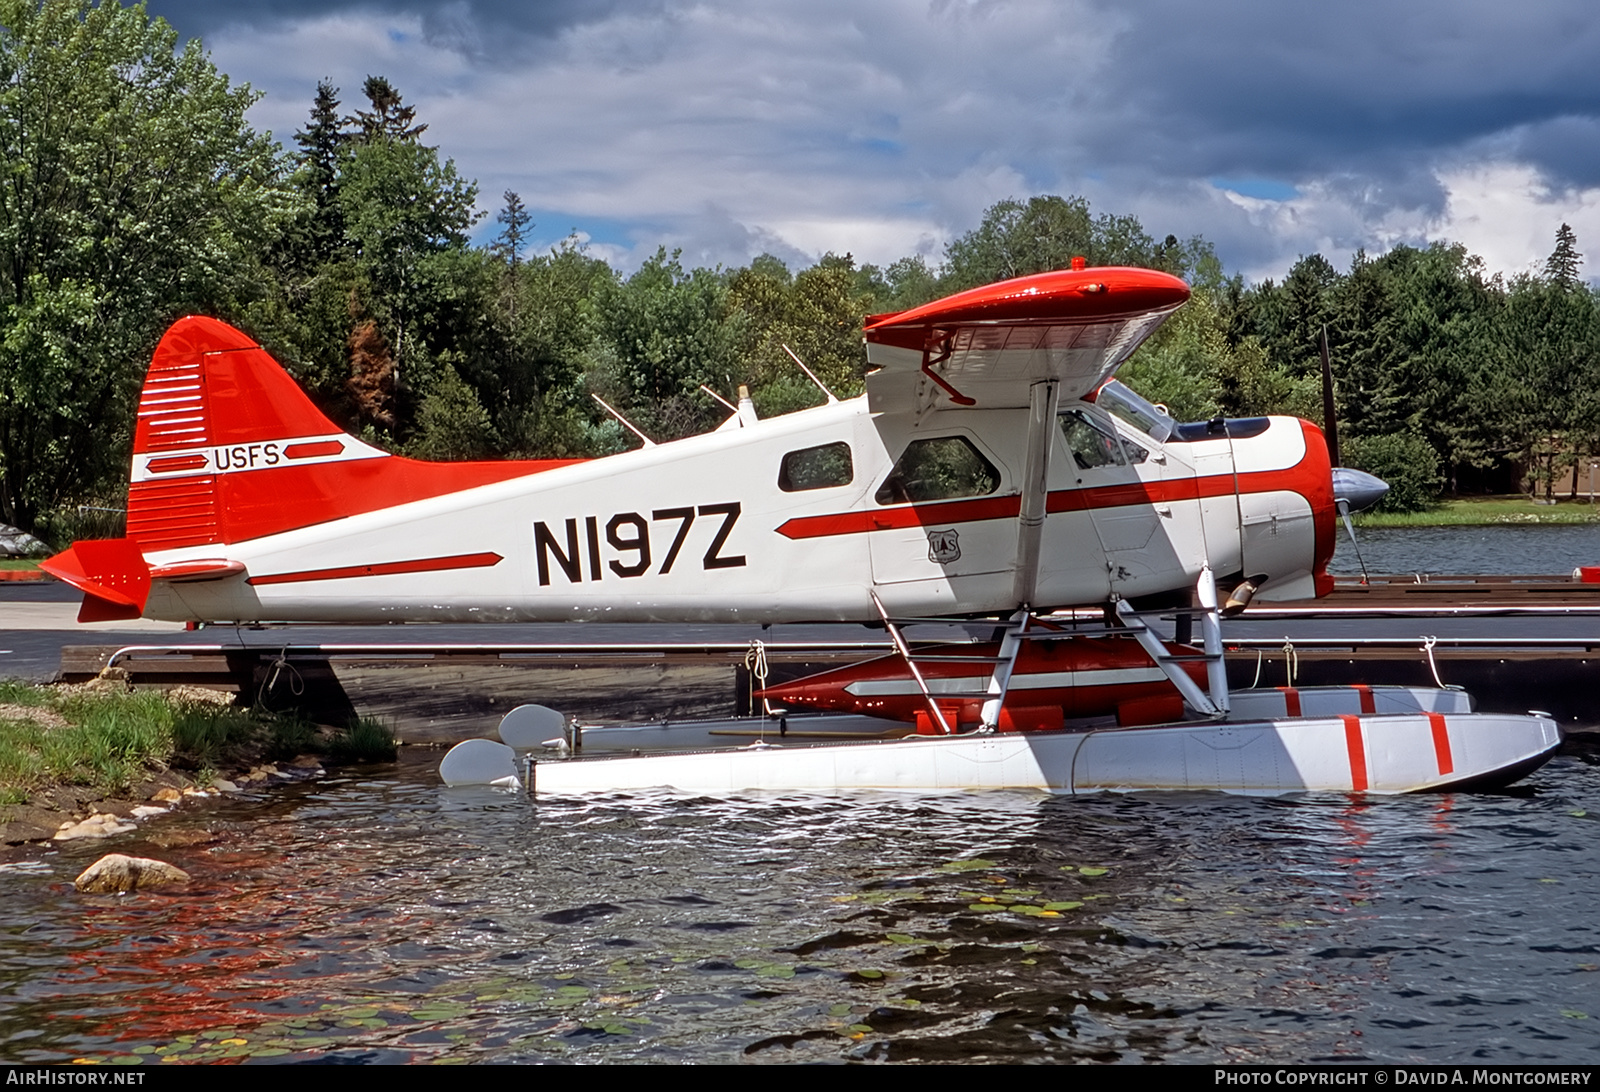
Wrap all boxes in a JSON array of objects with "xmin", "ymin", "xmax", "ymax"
[
  {"xmin": 1428, "ymin": 712, "xmax": 1454, "ymax": 776},
  {"xmin": 248, "ymin": 551, "xmax": 503, "ymax": 586},
  {"xmin": 1280, "ymin": 687, "xmax": 1301, "ymax": 717},
  {"xmin": 1342, "ymin": 715, "xmax": 1368, "ymax": 792},
  {"xmin": 1355, "ymin": 684, "xmax": 1376, "ymax": 714}
]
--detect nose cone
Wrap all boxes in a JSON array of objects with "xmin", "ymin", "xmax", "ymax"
[{"xmin": 1332, "ymin": 467, "xmax": 1389, "ymax": 513}]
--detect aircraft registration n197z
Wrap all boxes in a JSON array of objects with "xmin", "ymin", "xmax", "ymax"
[
  {"xmin": 44, "ymin": 263, "xmax": 1561, "ymax": 795},
  {"xmin": 45, "ymin": 264, "xmax": 1341, "ymax": 628}
]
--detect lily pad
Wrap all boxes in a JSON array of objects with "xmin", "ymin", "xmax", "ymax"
[
  {"xmin": 1043, "ymin": 901, "xmax": 1084, "ymax": 911},
  {"xmin": 939, "ymin": 858, "xmax": 999, "ymax": 873},
  {"xmin": 1078, "ymin": 867, "xmax": 1109, "ymax": 877}
]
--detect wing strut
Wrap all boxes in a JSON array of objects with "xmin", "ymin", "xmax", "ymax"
[
  {"xmin": 1114, "ymin": 565, "xmax": 1231, "ymax": 718},
  {"xmin": 978, "ymin": 609, "xmax": 1029, "ymax": 731},
  {"xmin": 870, "ymin": 590, "xmax": 955, "ymax": 734},
  {"xmin": 1012, "ymin": 378, "xmax": 1059, "ymax": 609},
  {"xmin": 920, "ymin": 332, "xmax": 976, "ymax": 406}
]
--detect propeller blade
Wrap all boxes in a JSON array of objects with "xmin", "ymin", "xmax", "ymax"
[
  {"xmin": 1320, "ymin": 325, "xmax": 1341, "ymax": 467},
  {"xmin": 1337, "ymin": 499, "xmax": 1372, "ymax": 585}
]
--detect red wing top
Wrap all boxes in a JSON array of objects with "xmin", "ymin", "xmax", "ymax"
[{"xmin": 863, "ymin": 266, "xmax": 1190, "ymax": 410}]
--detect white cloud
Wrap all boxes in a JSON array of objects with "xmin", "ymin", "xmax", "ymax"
[
  {"xmin": 202, "ymin": 0, "xmax": 1600, "ymax": 281},
  {"xmin": 1433, "ymin": 163, "xmax": 1600, "ymax": 280}
]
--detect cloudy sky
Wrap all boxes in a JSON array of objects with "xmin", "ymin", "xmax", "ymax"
[{"xmin": 146, "ymin": 0, "xmax": 1600, "ymax": 283}]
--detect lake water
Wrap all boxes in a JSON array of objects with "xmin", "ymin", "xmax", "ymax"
[
  {"xmin": 3, "ymin": 748, "xmax": 1599, "ymax": 1065},
  {"xmin": 4, "ymin": 524, "xmax": 1600, "ymax": 1065},
  {"xmin": 1331, "ymin": 523, "xmax": 1600, "ymax": 576}
]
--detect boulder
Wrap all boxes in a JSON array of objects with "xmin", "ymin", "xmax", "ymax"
[
  {"xmin": 74, "ymin": 854, "xmax": 190, "ymax": 894},
  {"xmin": 54, "ymin": 813, "xmax": 135, "ymax": 840}
]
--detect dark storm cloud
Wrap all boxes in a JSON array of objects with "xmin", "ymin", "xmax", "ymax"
[
  {"xmin": 146, "ymin": 0, "xmax": 662, "ymax": 57},
  {"xmin": 1087, "ymin": 0, "xmax": 1600, "ymax": 190}
]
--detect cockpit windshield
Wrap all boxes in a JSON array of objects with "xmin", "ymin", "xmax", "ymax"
[{"xmin": 1096, "ymin": 380, "xmax": 1173, "ymax": 444}]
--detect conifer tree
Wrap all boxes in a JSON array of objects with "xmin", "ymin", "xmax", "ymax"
[
  {"xmin": 294, "ymin": 80, "xmax": 347, "ymax": 260},
  {"xmin": 493, "ymin": 191, "xmax": 532, "ymax": 271},
  {"xmin": 353, "ymin": 76, "xmax": 427, "ymax": 143},
  {"xmin": 1544, "ymin": 222, "xmax": 1582, "ymax": 287}
]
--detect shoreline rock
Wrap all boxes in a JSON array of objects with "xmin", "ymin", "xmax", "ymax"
[
  {"xmin": 1, "ymin": 753, "xmax": 327, "ymax": 850},
  {"xmin": 74, "ymin": 853, "xmax": 190, "ymax": 894}
]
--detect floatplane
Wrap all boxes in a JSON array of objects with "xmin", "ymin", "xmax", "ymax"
[{"xmin": 43, "ymin": 263, "xmax": 1559, "ymax": 795}]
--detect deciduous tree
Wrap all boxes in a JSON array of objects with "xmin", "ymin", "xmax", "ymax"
[{"xmin": 0, "ymin": 0, "xmax": 294, "ymax": 534}]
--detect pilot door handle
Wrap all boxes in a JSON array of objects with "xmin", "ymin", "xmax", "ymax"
[{"xmin": 1155, "ymin": 504, "xmax": 1172, "ymax": 516}]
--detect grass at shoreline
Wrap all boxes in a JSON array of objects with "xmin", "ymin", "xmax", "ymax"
[
  {"xmin": 0, "ymin": 682, "xmax": 396, "ymax": 808},
  {"xmin": 0, "ymin": 558, "xmax": 41, "ymax": 570},
  {"xmin": 1355, "ymin": 497, "xmax": 1600, "ymax": 527}
]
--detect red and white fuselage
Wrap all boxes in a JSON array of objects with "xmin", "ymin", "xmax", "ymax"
[{"xmin": 46, "ymin": 268, "xmax": 1336, "ymax": 626}]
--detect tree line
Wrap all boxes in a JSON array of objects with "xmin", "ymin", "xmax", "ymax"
[{"xmin": 1, "ymin": 0, "xmax": 1596, "ymax": 540}]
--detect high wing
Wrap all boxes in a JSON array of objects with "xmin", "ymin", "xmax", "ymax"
[{"xmin": 862, "ymin": 265, "xmax": 1189, "ymax": 415}]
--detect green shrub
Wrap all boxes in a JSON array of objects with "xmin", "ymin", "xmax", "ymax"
[
  {"xmin": 170, "ymin": 704, "xmax": 259, "ymax": 764},
  {"xmin": 264, "ymin": 713, "xmax": 320, "ymax": 760},
  {"xmin": 325, "ymin": 717, "xmax": 397, "ymax": 763},
  {"xmin": 1344, "ymin": 432, "xmax": 1442, "ymax": 513}
]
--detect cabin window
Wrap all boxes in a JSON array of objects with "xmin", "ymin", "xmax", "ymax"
[
  {"xmin": 1059, "ymin": 409, "xmax": 1129, "ymax": 470},
  {"xmin": 1097, "ymin": 379, "xmax": 1173, "ymax": 443},
  {"xmin": 874, "ymin": 436, "xmax": 1000, "ymax": 504},
  {"xmin": 779, "ymin": 442, "xmax": 853, "ymax": 492}
]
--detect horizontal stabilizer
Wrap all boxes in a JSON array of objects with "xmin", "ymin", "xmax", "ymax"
[{"xmin": 40, "ymin": 538, "xmax": 151, "ymax": 623}]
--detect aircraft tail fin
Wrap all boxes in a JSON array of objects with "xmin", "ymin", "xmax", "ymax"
[
  {"xmin": 127, "ymin": 316, "xmax": 351, "ymax": 551},
  {"xmin": 44, "ymin": 316, "xmax": 582, "ymax": 617},
  {"xmin": 121, "ymin": 316, "xmax": 577, "ymax": 552}
]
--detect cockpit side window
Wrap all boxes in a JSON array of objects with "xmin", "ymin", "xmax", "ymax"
[
  {"xmin": 779, "ymin": 442, "xmax": 853, "ymax": 492},
  {"xmin": 1097, "ymin": 379, "xmax": 1174, "ymax": 443},
  {"xmin": 874, "ymin": 436, "xmax": 1000, "ymax": 504},
  {"xmin": 1059, "ymin": 409, "xmax": 1128, "ymax": 470}
]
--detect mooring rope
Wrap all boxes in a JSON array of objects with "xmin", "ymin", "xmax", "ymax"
[
  {"xmin": 1421, "ymin": 635, "xmax": 1452, "ymax": 690},
  {"xmin": 258, "ymin": 645, "xmax": 304, "ymax": 709},
  {"xmin": 745, "ymin": 639, "xmax": 771, "ymax": 717}
]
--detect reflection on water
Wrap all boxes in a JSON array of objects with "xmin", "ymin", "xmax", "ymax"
[
  {"xmin": 1331, "ymin": 523, "xmax": 1600, "ymax": 576},
  {"xmin": 3, "ymin": 751, "xmax": 1599, "ymax": 1064}
]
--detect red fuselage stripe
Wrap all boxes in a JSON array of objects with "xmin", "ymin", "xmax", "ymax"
[
  {"xmin": 775, "ymin": 441, "xmax": 1332, "ymax": 541},
  {"xmin": 248, "ymin": 551, "xmax": 503, "ymax": 586},
  {"xmin": 1280, "ymin": 687, "xmax": 1301, "ymax": 717},
  {"xmin": 1428, "ymin": 712, "xmax": 1455, "ymax": 776},
  {"xmin": 1342, "ymin": 715, "xmax": 1368, "ymax": 792}
]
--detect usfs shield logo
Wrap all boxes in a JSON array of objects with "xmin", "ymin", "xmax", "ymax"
[{"xmin": 927, "ymin": 528, "xmax": 961, "ymax": 564}]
